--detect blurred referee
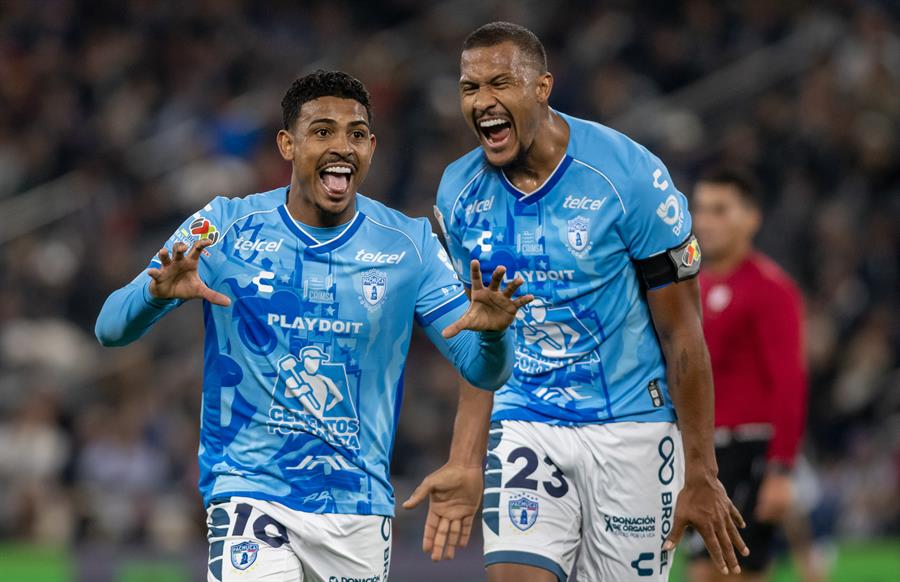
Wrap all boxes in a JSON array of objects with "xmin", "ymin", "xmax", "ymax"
[{"xmin": 688, "ymin": 167, "xmax": 808, "ymax": 582}]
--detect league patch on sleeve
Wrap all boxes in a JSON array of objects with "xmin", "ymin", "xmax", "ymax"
[{"xmin": 670, "ymin": 234, "xmax": 701, "ymax": 280}]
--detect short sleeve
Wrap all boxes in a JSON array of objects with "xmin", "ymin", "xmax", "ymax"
[
  {"xmin": 147, "ymin": 196, "xmax": 230, "ymax": 284},
  {"xmin": 414, "ymin": 221, "xmax": 469, "ymax": 327},
  {"xmin": 619, "ymin": 149, "xmax": 693, "ymax": 260}
]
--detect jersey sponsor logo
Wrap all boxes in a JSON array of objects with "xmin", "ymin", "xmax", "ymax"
[
  {"xmin": 513, "ymin": 269, "xmax": 576, "ymax": 283},
  {"xmin": 266, "ymin": 313, "xmax": 364, "ymax": 335},
  {"xmin": 360, "ymin": 269, "xmax": 387, "ymax": 309},
  {"xmin": 287, "ymin": 454, "xmax": 356, "ymax": 472},
  {"xmin": 465, "ymin": 196, "xmax": 494, "ymax": 218},
  {"xmin": 516, "ymin": 226, "xmax": 544, "ymax": 256},
  {"xmin": 303, "ymin": 274, "xmax": 335, "ymax": 304},
  {"xmin": 269, "ymin": 346, "xmax": 361, "ymax": 450},
  {"xmin": 513, "ymin": 300, "xmax": 600, "ymax": 374},
  {"xmin": 658, "ymin": 435, "xmax": 676, "ymax": 574},
  {"xmin": 660, "ymin": 490, "xmax": 674, "ymax": 573},
  {"xmin": 355, "ymin": 249, "xmax": 407, "ymax": 264},
  {"xmin": 656, "ymin": 194, "xmax": 685, "ymax": 236},
  {"xmin": 658, "ymin": 436, "xmax": 676, "ymax": 485},
  {"xmin": 508, "ymin": 493, "xmax": 539, "ymax": 531},
  {"xmin": 563, "ymin": 195, "xmax": 608, "ymax": 211},
  {"xmin": 234, "ymin": 237, "xmax": 283, "ymax": 253},
  {"xmin": 230, "ymin": 541, "xmax": 259, "ymax": 571},
  {"xmin": 565, "ymin": 216, "xmax": 592, "ymax": 256},
  {"xmin": 604, "ymin": 513, "xmax": 657, "ymax": 538},
  {"xmin": 253, "ymin": 270, "xmax": 275, "ymax": 294}
]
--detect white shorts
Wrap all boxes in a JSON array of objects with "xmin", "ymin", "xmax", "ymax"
[
  {"xmin": 483, "ymin": 421, "xmax": 684, "ymax": 581},
  {"xmin": 206, "ymin": 497, "xmax": 391, "ymax": 582}
]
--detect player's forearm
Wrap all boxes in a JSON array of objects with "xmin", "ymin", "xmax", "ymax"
[
  {"xmin": 95, "ymin": 277, "xmax": 179, "ymax": 347},
  {"xmin": 447, "ymin": 379, "xmax": 494, "ymax": 467},
  {"xmin": 455, "ymin": 329, "xmax": 514, "ymax": 390},
  {"xmin": 659, "ymin": 327, "xmax": 718, "ymax": 478}
]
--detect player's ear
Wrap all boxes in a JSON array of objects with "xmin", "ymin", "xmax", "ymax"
[
  {"xmin": 369, "ymin": 132, "xmax": 376, "ymax": 156},
  {"xmin": 536, "ymin": 72, "xmax": 553, "ymax": 104},
  {"xmin": 276, "ymin": 129, "xmax": 294, "ymax": 161}
]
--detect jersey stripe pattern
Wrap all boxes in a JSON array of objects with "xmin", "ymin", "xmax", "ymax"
[{"xmin": 435, "ymin": 111, "xmax": 692, "ymax": 425}]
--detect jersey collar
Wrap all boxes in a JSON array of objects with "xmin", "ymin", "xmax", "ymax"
[
  {"xmin": 499, "ymin": 154, "xmax": 573, "ymax": 205},
  {"xmin": 278, "ymin": 205, "xmax": 366, "ymax": 254}
]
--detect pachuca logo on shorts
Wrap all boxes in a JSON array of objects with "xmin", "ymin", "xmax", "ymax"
[
  {"xmin": 508, "ymin": 493, "xmax": 539, "ymax": 531},
  {"xmin": 230, "ymin": 540, "xmax": 259, "ymax": 570}
]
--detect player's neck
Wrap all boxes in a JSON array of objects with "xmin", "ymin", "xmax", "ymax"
[
  {"xmin": 504, "ymin": 109, "xmax": 569, "ymax": 193},
  {"xmin": 705, "ymin": 244, "xmax": 753, "ymax": 277},
  {"xmin": 285, "ymin": 180, "xmax": 357, "ymax": 228}
]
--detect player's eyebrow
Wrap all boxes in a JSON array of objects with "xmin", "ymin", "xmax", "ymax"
[
  {"xmin": 308, "ymin": 117, "xmax": 338, "ymax": 126},
  {"xmin": 347, "ymin": 119, "xmax": 370, "ymax": 129}
]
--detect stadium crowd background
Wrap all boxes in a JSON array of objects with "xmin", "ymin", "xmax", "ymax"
[{"xmin": 0, "ymin": 0, "xmax": 897, "ymax": 580}]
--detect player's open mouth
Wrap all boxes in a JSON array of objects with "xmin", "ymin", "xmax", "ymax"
[
  {"xmin": 478, "ymin": 116, "xmax": 512, "ymax": 149},
  {"xmin": 318, "ymin": 163, "xmax": 354, "ymax": 198}
]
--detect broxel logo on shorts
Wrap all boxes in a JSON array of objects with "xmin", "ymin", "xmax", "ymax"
[{"xmin": 658, "ymin": 435, "xmax": 676, "ymax": 575}]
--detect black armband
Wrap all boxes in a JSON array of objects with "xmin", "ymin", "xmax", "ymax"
[{"xmin": 634, "ymin": 234, "xmax": 702, "ymax": 290}]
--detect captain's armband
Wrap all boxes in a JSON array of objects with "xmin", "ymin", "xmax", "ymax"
[{"xmin": 634, "ymin": 234, "xmax": 702, "ymax": 290}]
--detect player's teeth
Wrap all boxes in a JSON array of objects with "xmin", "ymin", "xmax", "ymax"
[
  {"xmin": 322, "ymin": 166, "xmax": 352, "ymax": 174},
  {"xmin": 479, "ymin": 118, "xmax": 507, "ymax": 128}
]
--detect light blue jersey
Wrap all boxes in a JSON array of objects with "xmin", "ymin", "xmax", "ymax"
[
  {"xmin": 435, "ymin": 112, "xmax": 692, "ymax": 426},
  {"xmin": 96, "ymin": 187, "xmax": 513, "ymax": 516}
]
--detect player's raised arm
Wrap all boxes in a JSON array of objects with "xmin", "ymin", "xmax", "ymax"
[{"xmin": 95, "ymin": 209, "xmax": 229, "ymax": 347}]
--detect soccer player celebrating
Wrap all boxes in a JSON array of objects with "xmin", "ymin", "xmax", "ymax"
[
  {"xmin": 95, "ymin": 70, "xmax": 532, "ymax": 582},
  {"xmin": 431, "ymin": 22, "xmax": 747, "ymax": 581},
  {"xmin": 688, "ymin": 168, "xmax": 808, "ymax": 582}
]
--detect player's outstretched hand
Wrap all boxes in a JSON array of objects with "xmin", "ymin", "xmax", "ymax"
[
  {"xmin": 663, "ymin": 475, "xmax": 749, "ymax": 576},
  {"xmin": 401, "ymin": 463, "xmax": 482, "ymax": 561},
  {"xmin": 147, "ymin": 239, "xmax": 231, "ymax": 306},
  {"xmin": 442, "ymin": 260, "xmax": 533, "ymax": 339}
]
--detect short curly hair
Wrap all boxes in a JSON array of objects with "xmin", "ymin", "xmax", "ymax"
[
  {"xmin": 463, "ymin": 22, "xmax": 547, "ymax": 73},
  {"xmin": 281, "ymin": 70, "xmax": 372, "ymax": 131}
]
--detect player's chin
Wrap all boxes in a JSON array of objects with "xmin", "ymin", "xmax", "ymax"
[{"xmin": 480, "ymin": 140, "xmax": 520, "ymax": 168}]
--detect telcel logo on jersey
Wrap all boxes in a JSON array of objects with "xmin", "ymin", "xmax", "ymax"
[
  {"xmin": 563, "ymin": 195, "xmax": 607, "ymax": 211},
  {"xmin": 465, "ymin": 196, "xmax": 494, "ymax": 218},
  {"xmin": 355, "ymin": 249, "xmax": 406, "ymax": 264},
  {"xmin": 234, "ymin": 237, "xmax": 284, "ymax": 253}
]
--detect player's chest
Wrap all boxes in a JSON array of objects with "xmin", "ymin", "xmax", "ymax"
[
  {"xmin": 455, "ymin": 179, "xmax": 624, "ymax": 282},
  {"xmin": 215, "ymin": 224, "xmax": 419, "ymax": 316}
]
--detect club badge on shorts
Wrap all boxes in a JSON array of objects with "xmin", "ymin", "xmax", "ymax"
[
  {"xmin": 231, "ymin": 540, "xmax": 259, "ymax": 570},
  {"xmin": 508, "ymin": 493, "xmax": 539, "ymax": 531}
]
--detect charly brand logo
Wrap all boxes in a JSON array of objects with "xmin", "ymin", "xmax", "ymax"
[
  {"xmin": 565, "ymin": 216, "xmax": 592, "ymax": 256},
  {"xmin": 230, "ymin": 540, "xmax": 259, "ymax": 571},
  {"xmin": 253, "ymin": 270, "xmax": 275, "ymax": 294},
  {"xmin": 508, "ymin": 493, "xmax": 539, "ymax": 531},
  {"xmin": 631, "ymin": 552, "xmax": 654, "ymax": 577},
  {"xmin": 360, "ymin": 269, "xmax": 387, "ymax": 310}
]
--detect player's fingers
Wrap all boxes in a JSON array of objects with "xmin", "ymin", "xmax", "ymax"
[
  {"xmin": 469, "ymin": 260, "xmax": 484, "ymax": 291},
  {"xmin": 431, "ymin": 517, "xmax": 450, "ymax": 561},
  {"xmin": 147, "ymin": 268, "xmax": 161, "ymax": 281},
  {"xmin": 502, "ymin": 275, "xmax": 523, "ymax": 297},
  {"xmin": 402, "ymin": 480, "xmax": 432, "ymax": 510},
  {"xmin": 725, "ymin": 508, "xmax": 749, "ymax": 558},
  {"xmin": 421, "ymin": 511, "xmax": 439, "ymax": 553},
  {"xmin": 488, "ymin": 265, "xmax": 506, "ymax": 291},
  {"xmin": 662, "ymin": 511, "xmax": 688, "ymax": 551},
  {"xmin": 201, "ymin": 286, "xmax": 232, "ymax": 307},
  {"xmin": 715, "ymin": 512, "xmax": 741, "ymax": 575},
  {"xmin": 513, "ymin": 294, "xmax": 535, "ymax": 308},
  {"xmin": 157, "ymin": 247, "xmax": 171, "ymax": 266},
  {"xmin": 189, "ymin": 237, "xmax": 213, "ymax": 260},
  {"xmin": 172, "ymin": 242, "xmax": 188, "ymax": 261},
  {"xmin": 447, "ymin": 519, "xmax": 462, "ymax": 552},
  {"xmin": 441, "ymin": 318, "xmax": 465, "ymax": 339},
  {"xmin": 729, "ymin": 499, "xmax": 747, "ymax": 530},
  {"xmin": 460, "ymin": 515, "xmax": 474, "ymax": 547},
  {"xmin": 699, "ymin": 524, "xmax": 729, "ymax": 576}
]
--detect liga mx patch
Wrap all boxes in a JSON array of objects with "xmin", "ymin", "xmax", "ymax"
[
  {"xmin": 189, "ymin": 216, "xmax": 220, "ymax": 245},
  {"xmin": 230, "ymin": 540, "xmax": 259, "ymax": 570},
  {"xmin": 509, "ymin": 493, "xmax": 539, "ymax": 531}
]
